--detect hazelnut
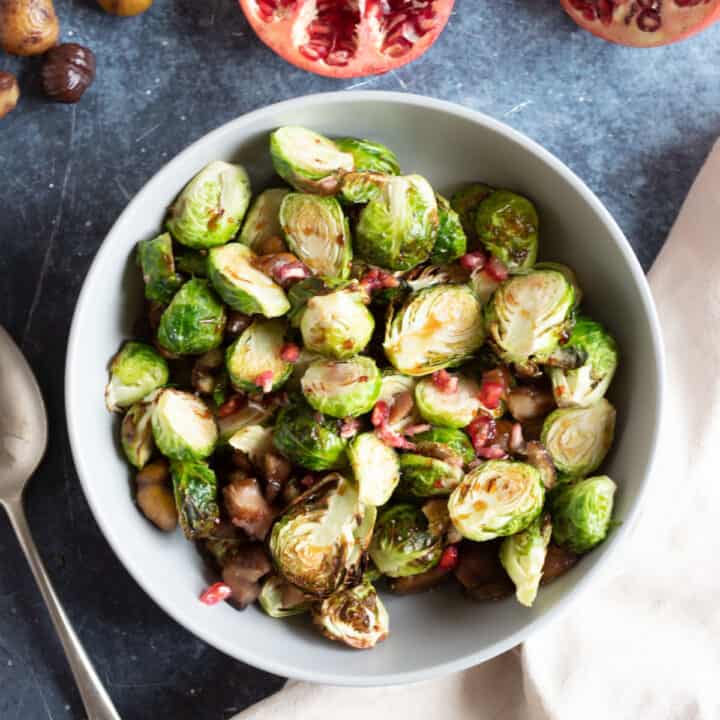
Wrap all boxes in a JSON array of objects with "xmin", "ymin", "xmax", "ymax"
[
  {"xmin": 0, "ymin": 72, "xmax": 20, "ymax": 119},
  {"xmin": 0, "ymin": 0, "xmax": 60, "ymax": 56},
  {"xmin": 41, "ymin": 43, "xmax": 96, "ymax": 104},
  {"xmin": 96, "ymin": 0, "xmax": 153, "ymax": 16}
]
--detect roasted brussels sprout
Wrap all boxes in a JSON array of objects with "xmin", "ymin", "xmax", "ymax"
[
  {"xmin": 258, "ymin": 575, "xmax": 311, "ymax": 618},
  {"xmin": 415, "ymin": 373, "xmax": 483, "ymax": 428},
  {"xmin": 450, "ymin": 183, "xmax": 494, "ymax": 241},
  {"xmin": 347, "ymin": 432, "xmax": 400, "ymax": 506},
  {"xmin": 207, "ymin": 243, "xmax": 290, "ymax": 318},
  {"xmin": 286, "ymin": 277, "xmax": 327, "ymax": 328},
  {"xmin": 272, "ymin": 399, "xmax": 348, "ymax": 471},
  {"xmin": 170, "ymin": 459, "xmax": 220, "ymax": 539},
  {"xmin": 121, "ymin": 396, "xmax": 156, "ymax": 469},
  {"xmin": 499, "ymin": 513, "xmax": 552, "ymax": 607},
  {"xmin": 484, "ymin": 269, "xmax": 575, "ymax": 367},
  {"xmin": 175, "ymin": 249, "xmax": 208, "ymax": 277},
  {"xmin": 228, "ymin": 425, "xmax": 274, "ymax": 466},
  {"xmin": 448, "ymin": 460, "xmax": 544, "ymax": 541},
  {"xmin": 151, "ymin": 389, "xmax": 218, "ymax": 461},
  {"xmin": 470, "ymin": 266, "xmax": 503, "ymax": 305},
  {"xmin": 239, "ymin": 188, "xmax": 290, "ymax": 252},
  {"xmin": 397, "ymin": 453, "xmax": 464, "ymax": 497},
  {"xmin": 547, "ymin": 317, "xmax": 619, "ymax": 408},
  {"xmin": 279, "ymin": 194, "xmax": 352, "ymax": 284},
  {"xmin": 355, "ymin": 174, "xmax": 439, "ymax": 271},
  {"xmin": 166, "ymin": 161, "xmax": 251, "ymax": 249},
  {"xmin": 270, "ymin": 127, "xmax": 354, "ymax": 194},
  {"xmin": 312, "ymin": 580, "xmax": 389, "ymax": 649},
  {"xmin": 551, "ymin": 476, "xmax": 616, "ymax": 553},
  {"xmin": 384, "ymin": 284, "xmax": 485, "ymax": 376},
  {"xmin": 300, "ymin": 289, "xmax": 374, "ymax": 359},
  {"xmin": 541, "ymin": 399, "xmax": 616, "ymax": 476},
  {"xmin": 334, "ymin": 137, "xmax": 400, "ymax": 175},
  {"xmin": 301, "ymin": 356, "xmax": 381, "ymax": 418},
  {"xmin": 405, "ymin": 263, "xmax": 469, "ymax": 293},
  {"xmin": 225, "ymin": 318, "xmax": 293, "ymax": 392},
  {"xmin": 431, "ymin": 195, "xmax": 467, "ymax": 263},
  {"xmin": 105, "ymin": 341, "xmax": 168, "ymax": 412},
  {"xmin": 475, "ymin": 190, "xmax": 539, "ymax": 273},
  {"xmin": 157, "ymin": 279, "xmax": 226, "ymax": 356},
  {"xmin": 369, "ymin": 503, "xmax": 443, "ymax": 578},
  {"xmin": 413, "ymin": 427, "xmax": 476, "ymax": 466},
  {"xmin": 534, "ymin": 262, "xmax": 582, "ymax": 308},
  {"xmin": 137, "ymin": 233, "xmax": 182, "ymax": 304},
  {"xmin": 338, "ymin": 172, "xmax": 387, "ymax": 204},
  {"xmin": 216, "ymin": 402, "xmax": 274, "ymax": 444},
  {"xmin": 269, "ymin": 473, "xmax": 362, "ymax": 596}
]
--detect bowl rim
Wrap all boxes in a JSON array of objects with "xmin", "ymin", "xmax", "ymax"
[{"xmin": 65, "ymin": 90, "xmax": 665, "ymax": 686}]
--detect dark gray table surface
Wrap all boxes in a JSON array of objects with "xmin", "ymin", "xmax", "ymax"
[{"xmin": 1, "ymin": 1, "xmax": 718, "ymax": 718}]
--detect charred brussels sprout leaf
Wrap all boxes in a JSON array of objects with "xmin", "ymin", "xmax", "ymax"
[
  {"xmin": 121, "ymin": 397, "xmax": 156, "ymax": 469},
  {"xmin": 450, "ymin": 183, "xmax": 494, "ymax": 241},
  {"xmin": 170, "ymin": 459, "xmax": 220, "ymax": 539},
  {"xmin": 105, "ymin": 341, "xmax": 168, "ymax": 412},
  {"xmin": 259, "ymin": 575, "xmax": 312, "ymax": 618},
  {"xmin": 333, "ymin": 137, "xmax": 400, "ymax": 176},
  {"xmin": 431, "ymin": 195, "xmax": 467, "ymax": 263},
  {"xmin": 137, "ymin": 233, "xmax": 182, "ymax": 304},
  {"xmin": 347, "ymin": 432, "xmax": 400, "ymax": 506},
  {"xmin": 239, "ymin": 188, "xmax": 290, "ymax": 252},
  {"xmin": 166, "ymin": 161, "xmax": 251, "ymax": 249},
  {"xmin": 412, "ymin": 427, "xmax": 476, "ymax": 466},
  {"xmin": 397, "ymin": 453, "xmax": 464, "ymax": 497},
  {"xmin": 415, "ymin": 373, "xmax": 484, "ymax": 428},
  {"xmin": 157, "ymin": 279, "xmax": 226, "ymax": 356}
]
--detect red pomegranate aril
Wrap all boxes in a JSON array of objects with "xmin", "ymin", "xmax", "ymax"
[
  {"xmin": 255, "ymin": 371, "xmax": 274, "ymax": 393},
  {"xmin": 372, "ymin": 401, "xmax": 390, "ymax": 427},
  {"xmin": 459, "ymin": 251, "xmax": 487, "ymax": 271},
  {"xmin": 280, "ymin": 343, "xmax": 300, "ymax": 362},
  {"xmin": 467, "ymin": 415, "xmax": 496, "ymax": 453},
  {"xmin": 438, "ymin": 545, "xmax": 459, "ymax": 571},
  {"xmin": 432, "ymin": 369, "xmax": 458, "ymax": 394},
  {"xmin": 485, "ymin": 256, "xmax": 509, "ymax": 282},
  {"xmin": 200, "ymin": 582, "xmax": 232, "ymax": 606},
  {"xmin": 479, "ymin": 381, "xmax": 504, "ymax": 410}
]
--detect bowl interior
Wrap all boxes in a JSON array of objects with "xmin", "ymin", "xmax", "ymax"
[{"xmin": 66, "ymin": 92, "xmax": 662, "ymax": 685}]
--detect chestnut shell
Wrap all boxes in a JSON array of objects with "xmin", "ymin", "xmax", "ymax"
[{"xmin": 41, "ymin": 43, "xmax": 96, "ymax": 104}]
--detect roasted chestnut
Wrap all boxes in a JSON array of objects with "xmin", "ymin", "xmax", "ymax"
[
  {"xmin": 41, "ymin": 43, "xmax": 96, "ymax": 104},
  {"xmin": 0, "ymin": 0, "xmax": 60, "ymax": 56},
  {"xmin": 0, "ymin": 72, "xmax": 20, "ymax": 119}
]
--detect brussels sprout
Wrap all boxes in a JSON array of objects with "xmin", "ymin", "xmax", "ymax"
[
  {"xmin": 470, "ymin": 267, "xmax": 502, "ymax": 305},
  {"xmin": 225, "ymin": 319, "xmax": 293, "ymax": 392},
  {"xmin": 484, "ymin": 269, "xmax": 575, "ymax": 367},
  {"xmin": 239, "ymin": 188, "xmax": 290, "ymax": 252},
  {"xmin": 157, "ymin": 279, "xmax": 226, "ymax": 356},
  {"xmin": 397, "ymin": 453, "xmax": 464, "ymax": 498},
  {"xmin": 287, "ymin": 277, "xmax": 327, "ymax": 327},
  {"xmin": 258, "ymin": 575, "xmax": 312, "ymax": 618},
  {"xmin": 384, "ymin": 284, "xmax": 485, "ymax": 376},
  {"xmin": 270, "ymin": 126, "xmax": 354, "ymax": 194},
  {"xmin": 216, "ymin": 402, "xmax": 274, "ymax": 444},
  {"xmin": 228, "ymin": 425, "xmax": 274, "ymax": 465},
  {"xmin": 175, "ymin": 249, "xmax": 208, "ymax": 277},
  {"xmin": 279, "ymin": 194, "xmax": 352, "ymax": 284},
  {"xmin": 272, "ymin": 399, "xmax": 348, "ymax": 471},
  {"xmin": 405, "ymin": 263, "xmax": 469, "ymax": 293},
  {"xmin": 301, "ymin": 356, "xmax": 381, "ymax": 418},
  {"xmin": 551, "ymin": 476, "xmax": 616, "ymax": 553},
  {"xmin": 207, "ymin": 243, "xmax": 290, "ymax": 318},
  {"xmin": 534, "ymin": 262, "xmax": 582, "ymax": 308},
  {"xmin": 369, "ymin": 503, "xmax": 443, "ymax": 578},
  {"xmin": 499, "ymin": 514, "xmax": 552, "ymax": 607},
  {"xmin": 355, "ymin": 174, "xmax": 439, "ymax": 271},
  {"xmin": 347, "ymin": 432, "xmax": 400, "ymax": 506},
  {"xmin": 346, "ymin": 503, "xmax": 378, "ymax": 571},
  {"xmin": 166, "ymin": 161, "xmax": 251, "ymax": 249},
  {"xmin": 312, "ymin": 580, "xmax": 389, "ymax": 649},
  {"xmin": 151, "ymin": 389, "xmax": 218, "ymax": 461},
  {"xmin": 448, "ymin": 460, "xmax": 544, "ymax": 542},
  {"xmin": 121, "ymin": 397, "xmax": 156, "ymax": 469},
  {"xmin": 287, "ymin": 346, "xmax": 324, "ymax": 391},
  {"xmin": 431, "ymin": 195, "xmax": 467, "ymax": 264},
  {"xmin": 547, "ymin": 317, "xmax": 619, "ymax": 408},
  {"xmin": 414, "ymin": 374, "xmax": 483, "ymax": 428},
  {"xmin": 377, "ymin": 372, "xmax": 421, "ymax": 432},
  {"xmin": 334, "ymin": 137, "xmax": 400, "ymax": 175},
  {"xmin": 450, "ymin": 183, "xmax": 494, "ymax": 241},
  {"xmin": 300, "ymin": 289, "xmax": 374, "ymax": 359},
  {"xmin": 269, "ymin": 473, "xmax": 362, "ymax": 596},
  {"xmin": 137, "ymin": 233, "xmax": 182, "ymax": 304},
  {"xmin": 412, "ymin": 427, "xmax": 476, "ymax": 466},
  {"xmin": 170, "ymin": 459, "xmax": 220, "ymax": 539},
  {"xmin": 338, "ymin": 172, "xmax": 387, "ymax": 204},
  {"xmin": 105, "ymin": 341, "xmax": 169, "ymax": 412},
  {"xmin": 541, "ymin": 399, "xmax": 616, "ymax": 476},
  {"xmin": 475, "ymin": 190, "xmax": 539, "ymax": 273}
]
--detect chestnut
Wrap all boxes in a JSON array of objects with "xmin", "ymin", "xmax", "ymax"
[
  {"xmin": 96, "ymin": 0, "xmax": 153, "ymax": 16},
  {"xmin": 41, "ymin": 43, "xmax": 96, "ymax": 104},
  {"xmin": 0, "ymin": 72, "xmax": 20, "ymax": 119},
  {"xmin": 0, "ymin": 0, "xmax": 60, "ymax": 56}
]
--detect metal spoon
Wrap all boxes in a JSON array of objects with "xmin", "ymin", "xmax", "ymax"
[{"xmin": 0, "ymin": 325, "xmax": 121, "ymax": 720}]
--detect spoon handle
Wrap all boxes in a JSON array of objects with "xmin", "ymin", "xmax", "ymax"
[{"xmin": 3, "ymin": 497, "xmax": 121, "ymax": 720}]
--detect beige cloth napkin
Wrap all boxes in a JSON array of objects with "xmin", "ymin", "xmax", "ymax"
[{"xmin": 235, "ymin": 141, "xmax": 720, "ymax": 720}]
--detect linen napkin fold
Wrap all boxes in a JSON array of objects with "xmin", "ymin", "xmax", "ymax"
[{"xmin": 235, "ymin": 140, "xmax": 720, "ymax": 720}]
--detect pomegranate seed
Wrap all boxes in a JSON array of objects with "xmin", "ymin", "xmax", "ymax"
[
  {"xmin": 200, "ymin": 582, "xmax": 232, "ymax": 606},
  {"xmin": 485, "ymin": 256, "xmax": 509, "ymax": 282},
  {"xmin": 438, "ymin": 545, "xmax": 459, "ymax": 571},
  {"xmin": 431, "ymin": 369, "xmax": 459, "ymax": 394},
  {"xmin": 371, "ymin": 401, "xmax": 390, "ymax": 427},
  {"xmin": 255, "ymin": 371, "xmax": 274, "ymax": 393},
  {"xmin": 459, "ymin": 251, "xmax": 488, "ymax": 271},
  {"xmin": 479, "ymin": 381, "xmax": 504, "ymax": 410},
  {"xmin": 280, "ymin": 343, "xmax": 300, "ymax": 362},
  {"xmin": 467, "ymin": 415, "xmax": 496, "ymax": 453}
]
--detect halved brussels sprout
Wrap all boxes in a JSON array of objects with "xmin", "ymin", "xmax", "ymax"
[
  {"xmin": 228, "ymin": 425, "xmax": 274, "ymax": 466},
  {"xmin": 121, "ymin": 396, "xmax": 156, "ymax": 469},
  {"xmin": 272, "ymin": 399, "xmax": 348, "ymax": 471},
  {"xmin": 207, "ymin": 243, "xmax": 290, "ymax": 318},
  {"xmin": 346, "ymin": 503, "xmax": 377, "ymax": 572},
  {"xmin": 137, "ymin": 233, "xmax": 182, "ymax": 304},
  {"xmin": 105, "ymin": 342, "xmax": 168, "ymax": 412},
  {"xmin": 166, "ymin": 161, "xmax": 251, "ymax": 249},
  {"xmin": 431, "ymin": 195, "xmax": 467, "ymax": 264},
  {"xmin": 300, "ymin": 289, "xmax": 374, "ymax": 359},
  {"xmin": 151, "ymin": 389, "xmax": 218, "ymax": 461},
  {"xmin": 355, "ymin": 174, "xmax": 439, "ymax": 271},
  {"xmin": 369, "ymin": 503, "xmax": 443, "ymax": 578},
  {"xmin": 470, "ymin": 267, "xmax": 502, "ymax": 305},
  {"xmin": 405, "ymin": 263, "xmax": 469, "ymax": 293},
  {"xmin": 534, "ymin": 262, "xmax": 582, "ymax": 308},
  {"xmin": 334, "ymin": 136, "xmax": 400, "ymax": 175},
  {"xmin": 225, "ymin": 319, "xmax": 293, "ymax": 392},
  {"xmin": 347, "ymin": 432, "xmax": 400, "ymax": 506},
  {"xmin": 448, "ymin": 460, "xmax": 544, "ymax": 541},
  {"xmin": 279, "ymin": 194, "xmax": 351, "ymax": 284},
  {"xmin": 499, "ymin": 513, "xmax": 552, "ymax": 607},
  {"xmin": 258, "ymin": 575, "xmax": 312, "ymax": 618},
  {"xmin": 475, "ymin": 190, "xmax": 539, "ymax": 273},
  {"xmin": 312, "ymin": 580, "xmax": 389, "ymax": 650},
  {"xmin": 397, "ymin": 453, "xmax": 464, "ymax": 497},
  {"xmin": 270, "ymin": 126, "xmax": 354, "ymax": 194},
  {"xmin": 450, "ymin": 183, "xmax": 494, "ymax": 241},
  {"xmin": 415, "ymin": 374, "xmax": 483, "ymax": 428},
  {"xmin": 239, "ymin": 188, "xmax": 290, "ymax": 252},
  {"xmin": 170, "ymin": 459, "xmax": 220, "ymax": 539},
  {"xmin": 484, "ymin": 269, "xmax": 575, "ymax": 366},
  {"xmin": 269, "ymin": 473, "xmax": 362, "ymax": 596},
  {"xmin": 412, "ymin": 427, "xmax": 476, "ymax": 466},
  {"xmin": 301, "ymin": 356, "xmax": 381, "ymax": 418},
  {"xmin": 541, "ymin": 399, "xmax": 616, "ymax": 476},
  {"xmin": 547, "ymin": 317, "xmax": 619, "ymax": 408},
  {"xmin": 551, "ymin": 476, "xmax": 616, "ymax": 553},
  {"xmin": 338, "ymin": 172, "xmax": 387, "ymax": 204},
  {"xmin": 384, "ymin": 284, "xmax": 486, "ymax": 376},
  {"xmin": 216, "ymin": 402, "xmax": 273, "ymax": 444},
  {"xmin": 175, "ymin": 249, "xmax": 208, "ymax": 277},
  {"xmin": 287, "ymin": 277, "xmax": 327, "ymax": 328},
  {"xmin": 157, "ymin": 279, "xmax": 226, "ymax": 356},
  {"xmin": 377, "ymin": 372, "xmax": 421, "ymax": 432}
]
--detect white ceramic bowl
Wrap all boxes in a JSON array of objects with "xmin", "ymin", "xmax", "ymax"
[{"xmin": 66, "ymin": 91, "xmax": 664, "ymax": 686}]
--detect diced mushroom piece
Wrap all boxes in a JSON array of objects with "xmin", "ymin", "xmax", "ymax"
[
  {"xmin": 540, "ymin": 543, "xmax": 579, "ymax": 585},
  {"xmin": 222, "ymin": 544, "xmax": 272, "ymax": 608},
  {"xmin": 222, "ymin": 473, "xmax": 274, "ymax": 540},
  {"xmin": 506, "ymin": 385, "xmax": 556, "ymax": 423},
  {"xmin": 389, "ymin": 564, "xmax": 452, "ymax": 594},
  {"xmin": 454, "ymin": 540, "xmax": 514, "ymax": 601},
  {"xmin": 263, "ymin": 451, "xmax": 292, "ymax": 502}
]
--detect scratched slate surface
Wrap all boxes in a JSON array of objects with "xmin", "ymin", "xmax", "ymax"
[{"xmin": 1, "ymin": 0, "xmax": 719, "ymax": 718}]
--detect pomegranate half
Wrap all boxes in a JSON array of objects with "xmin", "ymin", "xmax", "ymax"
[
  {"xmin": 239, "ymin": 0, "xmax": 455, "ymax": 78},
  {"xmin": 561, "ymin": 0, "xmax": 720, "ymax": 46}
]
